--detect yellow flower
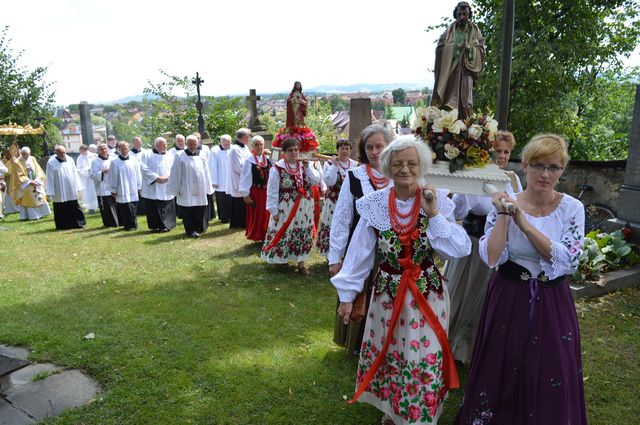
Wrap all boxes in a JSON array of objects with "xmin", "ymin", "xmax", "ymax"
[{"xmin": 432, "ymin": 109, "xmax": 458, "ymax": 133}]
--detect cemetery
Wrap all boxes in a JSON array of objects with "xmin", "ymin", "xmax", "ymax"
[{"xmin": 2, "ymin": 1, "xmax": 640, "ymax": 424}]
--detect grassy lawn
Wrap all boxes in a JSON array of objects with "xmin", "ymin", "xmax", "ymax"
[{"xmin": 0, "ymin": 212, "xmax": 638, "ymax": 424}]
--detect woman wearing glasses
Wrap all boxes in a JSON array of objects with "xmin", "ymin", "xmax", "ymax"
[{"xmin": 455, "ymin": 134, "xmax": 587, "ymax": 424}]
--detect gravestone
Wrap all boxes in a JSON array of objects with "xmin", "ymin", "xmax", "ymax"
[
  {"xmin": 78, "ymin": 102, "xmax": 93, "ymax": 146},
  {"xmin": 246, "ymin": 89, "xmax": 272, "ymax": 145},
  {"xmin": 608, "ymin": 85, "xmax": 640, "ymax": 242},
  {"xmin": 349, "ymin": 98, "xmax": 372, "ymax": 148}
]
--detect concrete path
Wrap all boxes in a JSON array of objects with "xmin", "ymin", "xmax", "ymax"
[{"xmin": 0, "ymin": 345, "xmax": 99, "ymax": 424}]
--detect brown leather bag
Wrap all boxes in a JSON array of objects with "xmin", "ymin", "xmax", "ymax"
[{"xmin": 349, "ymin": 291, "xmax": 367, "ymax": 322}]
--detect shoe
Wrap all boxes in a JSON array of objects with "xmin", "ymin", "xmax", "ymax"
[
  {"xmin": 188, "ymin": 232, "xmax": 200, "ymax": 238},
  {"xmin": 159, "ymin": 228, "xmax": 170, "ymax": 233},
  {"xmin": 297, "ymin": 266, "xmax": 310, "ymax": 276}
]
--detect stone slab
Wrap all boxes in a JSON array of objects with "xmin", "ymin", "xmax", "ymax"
[
  {"xmin": 0, "ymin": 398, "xmax": 34, "ymax": 425},
  {"xmin": 6, "ymin": 370, "xmax": 98, "ymax": 420},
  {"xmin": 0, "ymin": 346, "xmax": 29, "ymax": 361},
  {"xmin": 5, "ymin": 364, "xmax": 63, "ymax": 389},
  {"xmin": 0, "ymin": 356, "xmax": 29, "ymax": 377},
  {"xmin": 571, "ymin": 265, "xmax": 640, "ymax": 298}
]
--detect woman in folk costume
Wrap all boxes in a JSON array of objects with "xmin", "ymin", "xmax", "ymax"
[
  {"xmin": 455, "ymin": 134, "xmax": 587, "ymax": 424},
  {"xmin": 316, "ymin": 138, "xmax": 358, "ymax": 256},
  {"xmin": 329, "ymin": 124, "xmax": 394, "ymax": 356},
  {"xmin": 239, "ymin": 135, "xmax": 272, "ymax": 242},
  {"xmin": 332, "ymin": 136, "xmax": 471, "ymax": 425},
  {"xmin": 445, "ymin": 130, "xmax": 522, "ymax": 363},
  {"xmin": 261, "ymin": 137, "xmax": 320, "ymax": 275}
]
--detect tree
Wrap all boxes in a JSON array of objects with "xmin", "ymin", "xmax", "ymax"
[
  {"xmin": 138, "ymin": 70, "xmax": 246, "ymax": 143},
  {"xmin": 0, "ymin": 26, "xmax": 56, "ymax": 156},
  {"xmin": 465, "ymin": 0, "xmax": 640, "ymax": 159},
  {"xmin": 305, "ymin": 97, "xmax": 339, "ymax": 153},
  {"xmin": 328, "ymin": 95, "xmax": 349, "ymax": 112},
  {"xmin": 385, "ymin": 104, "xmax": 396, "ymax": 120},
  {"xmin": 371, "ymin": 99, "xmax": 387, "ymax": 111},
  {"xmin": 392, "ymin": 88, "xmax": 406, "ymax": 105}
]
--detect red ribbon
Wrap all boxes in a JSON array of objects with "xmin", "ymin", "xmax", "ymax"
[
  {"xmin": 348, "ymin": 229, "xmax": 458, "ymax": 404},
  {"xmin": 262, "ymin": 186, "xmax": 307, "ymax": 252}
]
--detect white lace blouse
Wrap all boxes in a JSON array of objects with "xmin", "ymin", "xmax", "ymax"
[
  {"xmin": 327, "ymin": 164, "xmax": 394, "ymax": 265},
  {"xmin": 479, "ymin": 194, "xmax": 585, "ymax": 279},
  {"xmin": 331, "ymin": 187, "xmax": 472, "ymax": 302},
  {"xmin": 322, "ymin": 158, "xmax": 359, "ymax": 187}
]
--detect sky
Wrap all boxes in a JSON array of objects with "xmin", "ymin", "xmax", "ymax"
[{"xmin": 3, "ymin": 0, "xmax": 454, "ymax": 106}]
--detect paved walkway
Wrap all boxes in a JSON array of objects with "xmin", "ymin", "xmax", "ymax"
[{"xmin": 0, "ymin": 345, "xmax": 99, "ymax": 424}]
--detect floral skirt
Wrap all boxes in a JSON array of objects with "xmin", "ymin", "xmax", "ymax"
[
  {"xmin": 261, "ymin": 195, "xmax": 315, "ymax": 264},
  {"xmin": 356, "ymin": 289, "xmax": 450, "ymax": 425},
  {"xmin": 315, "ymin": 196, "xmax": 337, "ymax": 256},
  {"xmin": 454, "ymin": 271, "xmax": 587, "ymax": 425}
]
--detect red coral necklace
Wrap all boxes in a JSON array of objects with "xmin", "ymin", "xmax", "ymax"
[
  {"xmin": 254, "ymin": 154, "xmax": 267, "ymax": 168},
  {"xmin": 388, "ymin": 187, "xmax": 421, "ymax": 235},
  {"xmin": 366, "ymin": 164, "xmax": 389, "ymax": 189}
]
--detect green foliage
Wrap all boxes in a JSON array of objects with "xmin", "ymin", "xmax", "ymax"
[
  {"xmin": 573, "ymin": 230, "xmax": 640, "ymax": 283},
  {"xmin": 328, "ymin": 95, "xmax": 349, "ymax": 113},
  {"xmin": 385, "ymin": 104, "xmax": 395, "ymax": 120},
  {"xmin": 305, "ymin": 97, "xmax": 339, "ymax": 153},
  {"xmin": 392, "ymin": 88, "xmax": 406, "ymax": 105},
  {"xmin": 399, "ymin": 113, "xmax": 411, "ymax": 128},
  {"xmin": 137, "ymin": 70, "xmax": 246, "ymax": 142},
  {"xmin": 459, "ymin": 0, "xmax": 640, "ymax": 159},
  {"xmin": 371, "ymin": 99, "xmax": 387, "ymax": 111},
  {"xmin": 0, "ymin": 26, "xmax": 56, "ymax": 156}
]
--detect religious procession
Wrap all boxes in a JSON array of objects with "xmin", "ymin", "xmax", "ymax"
[{"xmin": 6, "ymin": 0, "xmax": 635, "ymax": 423}]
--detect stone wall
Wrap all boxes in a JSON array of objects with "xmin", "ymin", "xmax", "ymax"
[{"xmin": 505, "ymin": 159, "xmax": 626, "ymax": 213}]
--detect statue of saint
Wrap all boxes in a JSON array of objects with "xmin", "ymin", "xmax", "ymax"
[
  {"xmin": 286, "ymin": 81, "xmax": 308, "ymax": 128},
  {"xmin": 431, "ymin": 1, "xmax": 485, "ymax": 119}
]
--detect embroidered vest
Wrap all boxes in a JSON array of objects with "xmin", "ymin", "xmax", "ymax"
[
  {"xmin": 275, "ymin": 165, "xmax": 312, "ymax": 203},
  {"xmin": 373, "ymin": 215, "xmax": 444, "ymax": 300}
]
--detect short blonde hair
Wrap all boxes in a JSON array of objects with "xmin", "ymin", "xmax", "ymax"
[
  {"xmin": 521, "ymin": 133, "xmax": 569, "ymax": 166},
  {"xmin": 493, "ymin": 131, "xmax": 516, "ymax": 150}
]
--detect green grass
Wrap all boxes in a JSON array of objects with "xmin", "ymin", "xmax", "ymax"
[{"xmin": 0, "ymin": 212, "xmax": 638, "ymax": 424}]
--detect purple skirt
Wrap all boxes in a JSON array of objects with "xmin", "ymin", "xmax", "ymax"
[{"xmin": 454, "ymin": 262, "xmax": 587, "ymax": 425}]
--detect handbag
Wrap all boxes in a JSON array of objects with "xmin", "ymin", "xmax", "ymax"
[{"xmin": 349, "ymin": 290, "xmax": 367, "ymax": 322}]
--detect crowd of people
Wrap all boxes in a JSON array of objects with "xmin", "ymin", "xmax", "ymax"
[{"xmin": 0, "ymin": 125, "xmax": 587, "ymax": 424}]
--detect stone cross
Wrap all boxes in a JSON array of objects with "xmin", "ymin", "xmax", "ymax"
[
  {"xmin": 349, "ymin": 98, "xmax": 372, "ymax": 157},
  {"xmin": 79, "ymin": 101, "xmax": 93, "ymax": 148},
  {"xmin": 617, "ymin": 84, "xmax": 640, "ymax": 230},
  {"xmin": 246, "ymin": 89, "xmax": 263, "ymax": 130}
]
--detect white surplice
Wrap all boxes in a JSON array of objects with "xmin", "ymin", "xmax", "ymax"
[
  {"xmin": 226, "ymin": 142, "xmax": 251, "ymax": 197},
  {"xmin": 109, "ymin": 155, "xmax": 142, "ymax": 203},
  {"xmin": 45, "ymin": 156, "xmax": 82, "ymax": 203},
  {"xmin": 90, "ymin": 155, "xmax": 114, "ymax": 196},
  {"xmin": 140, "ymin": 149, "xmax": 175, "ymax": 201},
  {"xmin": 167, "ymin": 151, "xmax": 212, "ymax": 207},
  {"xmin": 76, "ymin": 152, "xmax": 98, "ymax": 210}
]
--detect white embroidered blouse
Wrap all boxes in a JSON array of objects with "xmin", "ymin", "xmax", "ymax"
[
  {"xmin": 327, "ymin": 164, "xmax": 394, "ymax": 265},
  {"xmin": 331, "ymin": 187, "xmax": 472, "ymax": 302},
  {"xmin": 479, "ymin": 194, "xmax": 585, "ymax": 279}
]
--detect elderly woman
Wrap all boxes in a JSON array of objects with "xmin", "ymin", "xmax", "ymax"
[
  {"xmin": 239, "ymin": 135, "xmax": 272, "ymax": 242},
  {"xmin": 316, "ymin": 139, "xmax": 359, "ymax": 256},
  {"xmin": 329, "ymin": 124, "xmax": 394, "ymax": 356},
  {"xmin": 455, "ymin": 134, "xmax": 586, "ymax": 424},
  {"xmin": 261, "ymin": 137, "xmax": 320, "ymax": 275},
  {"xmin": 445, "ymin": 130, "xmax": 523, "ymax": 363},
  {"xmin": 332, "ymin": 136, "xmax": 471, "ymax": 425}
]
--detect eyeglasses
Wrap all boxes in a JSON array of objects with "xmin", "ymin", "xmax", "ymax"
[
  {"xmin": 529, "ymin": 163, "xmax": 563, "ymax": 174},
  {"xmin": 391, "ymin": 161, "xmax": 420, "ymax": 170}
]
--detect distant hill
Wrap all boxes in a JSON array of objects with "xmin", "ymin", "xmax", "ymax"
[
  {"xmin": 96, "ymin": 81, "xmax": 433, "ymax": 105},
  {"xmin": 306, "ymin": 82, "xmax": 432, "ymax": 94}
]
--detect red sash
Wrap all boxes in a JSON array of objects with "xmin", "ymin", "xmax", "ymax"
[
  {"xmin": 262, "ymin": 178, "xmax": 307, "ymax": 252},
  {"xmin": 349, "ymin": 229, "xmax": 459, "ymax": 404}
]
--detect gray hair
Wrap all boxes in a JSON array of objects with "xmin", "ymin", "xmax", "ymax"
[
  {"xmin": 251, "ymin": 135, "xmax": 265, "ymax": 145},
  {"xmin": 154, "ymin": 137, "xmax": 167, "ymax": 147},
  {"xmin": 88, "ymin": 144, "xmax": 98, "ymax": 153},
  {"xmin": 219, "ymin": 134, "xmax": 232, "ymax": 143},
  {"xmin": 236, "ymin": 128, "xmax": 251, "ymax": 139},
  {"xmin": 20, "ymin": 146, "xmax": 31, "ymax": 154},
  {"xmin": 380, "ymin": 136, "xmax": 433, "ymax": 183},
  {"xmin": 174, "ymin": 134, "xmax": 185, "ymax": 142},
  {"xmin": 186, "ymin": 135, "xmax": 198, "ymax": 145},
  {"xmin": 357, "ymin": 124, "xmax": 394, "ymax": 164}
]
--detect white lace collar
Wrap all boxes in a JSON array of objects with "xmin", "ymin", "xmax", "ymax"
[{"xmin": 356, "ymin": 186, "xmax": 452, "ymax": 231}]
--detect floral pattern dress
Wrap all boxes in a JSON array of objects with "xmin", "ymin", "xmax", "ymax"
[
  {"xmin": 331, "ymin": 187, "xmax": 471, "ymax": 425},
  {"xmin": 261, "ymin": 160, "xmax": 319, "ymax": 263}
]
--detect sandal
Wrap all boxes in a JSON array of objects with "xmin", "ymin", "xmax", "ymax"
[{"xmin": 297, "ymin": 266, "xmax": 310, "ymax": 276}]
